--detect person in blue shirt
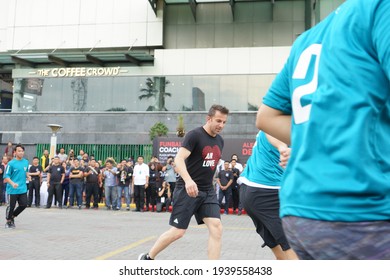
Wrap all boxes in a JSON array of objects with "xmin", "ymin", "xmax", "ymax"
[
  {"xmin": 4, "ymin": 144, "xmax": 31, "ymax": 229},
  {"xmin": 257, "ymin": 0, "xmax": 390, "ymax": 259},
  {"xmin": 239, "ymin": 131, "xmax": 297, "ymax": 260}
]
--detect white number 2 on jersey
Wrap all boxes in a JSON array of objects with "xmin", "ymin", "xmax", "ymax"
[{"xmin": 292, "ymin": 44, "xmax": 322, "ymax": 124}]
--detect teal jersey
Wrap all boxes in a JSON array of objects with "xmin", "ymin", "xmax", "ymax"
[
  {"xmin": 4, "ymin": 158, "xmax": 29, "ymax": 195},
  {"xmin": 239, "ymin": 131, "xmax": 283, "ymax": 188},
  {"xmin": 263, "ymin": 0, "xmax": 390, "ymax": 222}
]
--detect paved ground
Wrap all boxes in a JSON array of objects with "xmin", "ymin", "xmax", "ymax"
[{"xmin": 0, "ymin": 204, "xmax": 274, "ymax": 260}]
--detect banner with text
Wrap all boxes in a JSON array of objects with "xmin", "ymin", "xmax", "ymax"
[{"xmin": 153, "ymin": 137, "xmax": 255, "ymax": 164}]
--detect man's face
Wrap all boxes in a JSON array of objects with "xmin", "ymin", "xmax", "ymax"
[
  {"xmin": 73, "ymin": 159, "xmax": 80, "ymax": 167},
  {"xmin": 44, "ymin": 150, "xmax": 49, "ymax": 156},
  {"xmin": 60, "ymin": 148, "xmax": 65, "ymax": 154},
  {"xmin": 137, "ymin": 157, "xmax": 144, "ymax": 164},
  {"xmin": 207, "ymin": 111, "xmax": 228, "ymax": 136},
  {"xmin": 33, "ymin": 158, "xmax": 39, "ymax": 165},
  {"xmin": 224, "ymin": 162, "xmax": 230, "ymax": 170},
  {"xmin": 53, "ymin": 158, "xmax": 60, "ymax": 165},
  {"xmin": 15, "ymin": 147, "xmax": 24, "ymax": 159},
  {"xmin": 106, "ymin": 162, "xmax": 112, "ymax": 169},
  {"xmin": 2, "ymin": 156, "xmax": 8, "ymax": 164},
  {"xmin": 89, "ymin": 160, "xmax": 96, "ymax": 167}
]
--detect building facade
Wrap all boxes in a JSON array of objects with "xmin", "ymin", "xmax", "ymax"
[{"xmin": 0, "ymin": 0, "xmax": 343, "ymax": 145}]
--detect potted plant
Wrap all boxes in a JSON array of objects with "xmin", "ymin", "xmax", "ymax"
[
  {"xmin": 149, "ymin": 122, "xmax": 168, "ymax": 141},
  {"xmin": 176, "ymin": 115, "xmax": 185, "ymax": 137}
]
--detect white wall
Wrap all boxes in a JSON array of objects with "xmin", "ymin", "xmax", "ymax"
[
  {"xmin": 1, "ymin": 0, "xmax": 163, "ymax": 52},
  {"xmin": 13, "ymin": 46, "xmax": 291, "ymax": 78}
]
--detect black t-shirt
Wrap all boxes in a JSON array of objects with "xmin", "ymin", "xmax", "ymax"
[
  {"xmin": 85, "ymin": 166, "xmax": 100, "ymax": 184},
  {"xmin": 218, "ymin": 169, "xmax": 234, "ymax": 187},
  {"xmin": 117, "ymin": 166, "xmax": 132, "ymax": 187},
  {"xmin": 177, "ymin": 126, "xmax": 224, "ymax": 191},
  {"xmin": 29, "ymin": 165, "xmax": 43, "ymax": 179},
  {"xmin": 48, "ymin": 164, "xmax": 65, "ymax": 183},
  {"xmin": 69, "ymin": 166, "xmax": 84, "ymax": 183},
  {"xmin": 149, "ymin": 169, "xmax": 158, "ymax": 184}
]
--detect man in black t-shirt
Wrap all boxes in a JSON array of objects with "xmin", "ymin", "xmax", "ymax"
[
  {"xmin": 139, "ymin": 104, "xmax": 229, "ymax": 260},
  {"xmin": 68, "ymin": 158, "xmax": 84, "ymax": 209},
  {"xmin": 217, "ymin": 161, "xmax": 234, "ymax": 215},
  {"xmin": 28, "ymin": 157, "xmax": 43, "ymax": 207},
  {"xmin": 46, "ymin": 156, "xmax": 65, "ymax": 208},
  {"xmin": 84, "ymin": 159, "xmax": 101, "ymax": 209}
]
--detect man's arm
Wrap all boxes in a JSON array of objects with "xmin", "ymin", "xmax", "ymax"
[
  {"xmin": 175, "ymin": 147, "xmax": 198, "ymax": 197},
  {"xmin": 257, "ymin": 104, "xmax": 292, "ymax": 145}
]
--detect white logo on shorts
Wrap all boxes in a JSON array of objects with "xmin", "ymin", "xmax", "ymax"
[{"xmin": 174, "ymin": 218, "xmax": 179, "ymax": 224}]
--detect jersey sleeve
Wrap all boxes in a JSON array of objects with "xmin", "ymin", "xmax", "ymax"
[
  {"xmin": 262, "ymin": 62, "xmax": 292, "ymax": 114},
  {"xmin": 4, "ymin": 163, "xmax": 13, "ymax": 179},
  {"xmin": 372, "ymin": 0, "xmax": 390, "ymax": 81},
  {"xmin": 181, "ymin": 129, "xmax": 197, "ymax": 153}
]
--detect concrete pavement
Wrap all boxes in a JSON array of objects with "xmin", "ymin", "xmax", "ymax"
[{"xmin": 0, "ymin": 205, "xmax": 274, "ymax": 260}]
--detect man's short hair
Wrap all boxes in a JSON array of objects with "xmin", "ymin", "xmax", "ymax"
[
  {"xmin": 208, "ymin": 104, "xmax": 229, "ymax": 117},
  {"xmin": 14, "ymin": 144, "xmax": 25, "ymax": 151}
]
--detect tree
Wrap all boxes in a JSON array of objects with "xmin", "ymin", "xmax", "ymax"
[
  {"xmin": 139, "ymin": 77, "xmax": 172, "ymax": 111},
  {"xmin": 149, "ymin": 122, "xmax": 169, "ymax": 141}
]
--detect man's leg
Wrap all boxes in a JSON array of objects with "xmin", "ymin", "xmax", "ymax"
[
  {"xmin": 104, "ymin": 185, "xmax": 111, "ymax": 208},
  {"xmin": 203, "ymin": 217, "xmax": 223, "ymax": 259},
  {"xmin": 6, "ymin": 194, "xmax": 17, "ymax": 221},
  {"xmin": 92, "ymin": 184, "xmax": 99, "ymax": 208},
  {"xmin": 12, "ymin": 193, "xmax": 27, "ymax": 218},
  {"xmin": 148, "ymin": 227, "xmax": 187, "ymax": 259},
  {"xmin": 34, "ymin": 180, "xmax": 41, "ymax": 207},
  {"xmin": 55, "ymin": 183, "xmax": 63, "ymax": 208},
  {"xmin": 27, "ymin": 182, "xmax": 34, "ymax": 207}
]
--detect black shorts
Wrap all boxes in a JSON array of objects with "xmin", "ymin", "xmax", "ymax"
[
  {"xmin": 169, "ymin": 184, "xmax": 220, "ymax": 229},
  {"xmin": 240, "ymin": 183, "xmax": 291, "ymax": 251}
]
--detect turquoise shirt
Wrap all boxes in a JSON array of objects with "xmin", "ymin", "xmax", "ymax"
[
  {"xmin": 239, "ymin": 131, "xmax": 283, "ymax": 188},
  {"xmin": 263, "ymin": 0, "xmax": 390, "ymax": 222},
  {"xmin": 4, "ymin": 158, "xmax": 29, "ymax": 195}
]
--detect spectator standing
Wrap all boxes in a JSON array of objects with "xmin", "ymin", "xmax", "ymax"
[
  {"xmin": 147, "ymin": 163, "xmax": 159, "ymax": 212},
  {"xmin": 68, "ymin": 158, "xmax": 84, "ymax": 209},
  {"xmin": 164, "ymin": 156, "xmax": 177, "ymax": 195},
  {"xmin": 230, "ymin": 159, "xmax": 242, "ymax": 215},
  {"xmin": 57, "ymin": 147, "xmax": 68, "ymax": 163},
  {"xmin": 40, "ymin": 149, "xmax": 50, "ymax": 171},
  {"xmin": 46, "ymin": 156, "xmax": 65, "ymax": 209},
  {"xmin": 217, "ymin": 161, "xmax": 234, "ymax": 215},
  {"xmin": 102, "ymin": 159, "xmax": 118, "ymax": 210},
  {"xmin": 27, "ymin": 157, "xmax": 43, "ymax": 208},
  {"xmin": 61, "ymin": 161, "xmax": 70, "ymax": 207},
  {"xmin": 116, "ymin": 160, "xmax": 131, "ymax": 211},
  {"xmin": 4, "ymin": 142, "xmax": 14, "ymax": 161},
  {"xmin": 132, "ymin": 156, "xmax": 149, "ymax": 212},
  {"xmin": 84, "ymin": 159, "xmax": 101, "ymax": 209}
]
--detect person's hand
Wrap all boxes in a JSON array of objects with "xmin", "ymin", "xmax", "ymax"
[
  {"xmin": 185, "ymin": 179, "xmax": 198, "ymax": 197},
  {"xmin": 279, "ymin": 147, "xmax": 291, "ymax": 169},
  {"xmin": 12, "ymin": 182, "xmax": 18, "ymax": 189}
]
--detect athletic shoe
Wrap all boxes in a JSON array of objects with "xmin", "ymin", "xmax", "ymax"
[
  {"xmin": 126, "ymin": 207, "xmax": 130, "ymax": 211},
  {"xmin": 138, "ymin": 253, "xmax": 153, "ymax": 260},
  {"xmin": 238, "ymin": 210, "xmax": 242, "ymax": 216},
  {"xmin": 78, "ymin": 205, "xmax": 82, "ymax": 210},
  {"xmin": 5, "ymin": 221, "xmax": 15, "ymax": 229}
]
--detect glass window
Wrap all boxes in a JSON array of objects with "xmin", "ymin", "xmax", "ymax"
[{"xmin": 12, "ymin": 74, "xmax": 275, "ymax": 112}]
